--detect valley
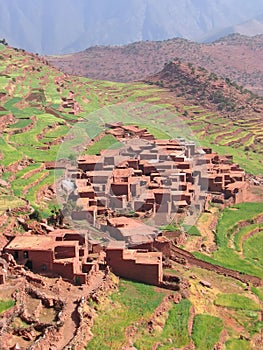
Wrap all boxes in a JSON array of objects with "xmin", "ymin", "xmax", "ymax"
[{"xmin": 0, "ymin": 41, "xmax": 262, "ymax": 350}]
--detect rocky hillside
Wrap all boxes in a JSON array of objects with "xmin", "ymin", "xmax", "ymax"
[
  {"xmin": 144, "ymin": 59, "xmax": 263, "ymax": 157},
  {"xmin": 48, "ymin": 34, "xmax": 263, "ymax": 96},
  {"xmin": 145, "ymin": 59, "xmax": 263, "ymax": 116}
]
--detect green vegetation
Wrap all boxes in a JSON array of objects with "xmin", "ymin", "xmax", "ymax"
[
  {"xmin": 156, "ymin": 299, "xmax": 191, "ymax": 348},
  {"xmin": 226, "ymin": 339, "xmax": 250, "ymax": 350},
  {"xmin": 0, "ymin": 136, "xmax": 23, "ymax": 166},
  {"xmin": 193, "ymin": 203, "xmax": 263, "ymax": 278},
  {"xmin": 192, "ymin": 314, "xmax": 223, "ymax": 350},
  {"xmin": 137, "ymin": 124, "xmax": 171, "ymax": 139},
  {"xmin": 8, "ymin": 118, "xmax": 32, "ymax": 129},
  {"xmin": 160, "ymin": 222, "xmax": 179, "ymax": 231},
  {"xmin": 214, "ymin": 293, "xmax": 261, "ymax": 311},
  {"xmin": 193, "ymin": 250, "xmax": 263, "ymax": 279},
  {"xmin": 216, "ymin": 203, "xmax": 263, "ymax": 247},
  {"xmin": 10, "ymin": 114, "xmax": 60, "ymax": 146},
  {"xmin": 12, "ymin": 171, "xmax": 49, "ymax": 197},
  {"xmin": 85, "ymin": 134, "xmax": 123, "ymax": 155},
  {"xmin": 243, "ymin": 231, "xmax": 263, "ymax": 265},
  {"xmin": 134, "ymin": 299, "xmax": 191, "ymax": 349},
  {"xmin": 234, "ymin": 223, "xmax": 260, "ymax": 252},
  {"xmin": 251, "ymin": 287, "xmax": 263, "ymax": 301},
  {"xmin": 0, "ymin": 195, "xmax": 25, "ymax": 212},
  {"xmin": 183, "ymin": 225, "xmax": 201, "ymax": 236},
  {"xmin": 86, "ymin": 280, "xmax": 165, "ymax": 349},
  {"xmin": 0, "ymin": 299, "xmax": 15, "ymax": 314}
]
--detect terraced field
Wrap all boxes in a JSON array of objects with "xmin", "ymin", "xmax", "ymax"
[
  {"xmin": 194, "ymin": 202, "xmax": 263, "ymax": 279},
  {"xmin": 0, "ymin": 43, "xmax": 263, "ymax": 211},
  {"xmin": 86, "ymin": 266, "xmax": 263, "ymax": 349},
  {"xmin": 0, "ymin": 44, "xmax": 263, "ymax": 349}
]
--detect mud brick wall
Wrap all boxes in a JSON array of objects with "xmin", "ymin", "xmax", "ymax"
[
  {"xmin": 54, "ymin": 245, "xmax": 77, "ymax": 259},
  {"xmin": 106, "ymin": 249, "xmax": 162, "ymax": 286},
  {"xmin": 52, "ymin": 261, "xmax": 75, "ymax": 280},
  {"xmin": 29, "ymin": 251, "xmax": 54, "ymax": 272}
]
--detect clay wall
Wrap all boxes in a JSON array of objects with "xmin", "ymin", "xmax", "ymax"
[
  {"xmin": 28, "ymin": 250, "xmax": 54, "ymax": 272},
  {"xmin": 63, "ymin": 233, "xmax": 86, "ymax": 245},
  {"xmin": 140, "ymin": 152, "xmax": 158, "ymax": 160},
  {"xmin": 52, "ymin": 261, "xmax": 75, "ymax": 280},
  {"xmin": 5, "ymin": 248, "xmax": 54, "ymax": 273},
  {"xmin": 90, "ymin": 243, "xmax": 103, "ymax": 254},
  {"xmin": 111, "ymin": 183, "xmax": 130, "ymax": 198},
  {"xmin": 79, "ymin": 190, "xmax": 95, "ymax": 199},
  {"xmin": 72, "ymin": 210, "xmax": 95, "ymax": 224},
  {"xmin": 208, "ymin": 179, "xmax": 223, "ymax": 192},
  {"xmin": 132, "ymin": 240, "xmax": 172, "ymax": 257},
  {"xmin": 54, "ymin": 245, "xmax": 77, "ymax": 259},
  {"xmin": 106, "ymin": 249, "xmax": 162, "ymax": 286},
  {"xmin": 78, "ymin": 162, "xmax": 103, "ymax": 172},
  {"xmin": 105, "ymin": 226, "xmax": 124, "ymax": 240},
  {"xmin": 154, "ymin": 192, "xmax": 171, "ymax": 205},
  {"xmin": 177, "ymin": 162, "xmax": 191, "ymax": 170}
]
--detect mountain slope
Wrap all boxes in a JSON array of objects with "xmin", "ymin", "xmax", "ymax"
[
  {"xmin": 1, "ymin": 0, "xmax": 263, "ymax": 54},
  {"xmin": 48, "ymin": 34, "xmax": 263, "ymax": 96},
  {"xmin": 0, "ymin": 44, "xmax": 263, "ymax": 350},
  {"xmin": 204, "ymin": 13, "xmax": 263, "ymax": 42}
]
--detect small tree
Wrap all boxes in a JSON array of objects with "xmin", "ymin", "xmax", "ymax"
[
  {"xmin": 29, "ymin": 208, "xmax": 42, "ymax": 222},
  {"xmin": 0, "ymin": 38, "xmax": 8, "ymax": 46}
]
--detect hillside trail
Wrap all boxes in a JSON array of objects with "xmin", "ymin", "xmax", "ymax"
[
  {"xmin": 183, "ymin": 208, "xmax": 218, "ymax": 253},
  {"xmin": 196, "ymin": 208, "xmax": 218, "ymax": 252},
  {"xmin": 54, "ymin": 270, "xmax": 105, "ymax": 349}
]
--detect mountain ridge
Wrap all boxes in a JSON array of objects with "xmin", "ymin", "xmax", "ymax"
[
  {"xmin": 1, "ymin": 0, "xmax": 263, "ymax": 54},
  {"xmin": 47, "ymin": 33, "xmax": 263, "ymax": 96}
]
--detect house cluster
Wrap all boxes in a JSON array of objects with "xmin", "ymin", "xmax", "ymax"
[
  {"xmin": 4, "ymin": 230, "xmax": 92, "ymax": 285},
  {"xmin": 72, "ymin": 131, "xmax": 201, "ymax": 243},
  {"xmin": 2, "ymin": 124, "xmax": 247, "ymax": 287},
  {"xmin": 195, "ymin": 147, "xmax": 247, "ymax": 204},
  {"xmin": 69, "ymin": 124, "xmax": 246, "ymax": 242},
  {"xmin": 3, "ymin": 229, "xmax": 163, "ymax": 286}
]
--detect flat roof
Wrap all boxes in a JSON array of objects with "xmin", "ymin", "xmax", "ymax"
[
  {"xmin": 123, "ymin": 249, "xmax": 162, "ymax": 264},
  {"xmin": 106, "ymin": 241, "xmax": 126, "ymax": 249},
  {"xmin": 107, "ymin": 217, "xmax": 143, "ymax": 227},
  {"xmin": 6, "ymin": 235, "xmax": 55, "ymax": 250},
  {"xmin": 78, "ymin": 155, "xmax": 102, "ymax": 163},
  {"xmin": 5, "ymin": 235, "xmax": 79, "ymax": 251},
  {"xmin": 113, "ymin": 168, "xmax": 134, "ymax": 177},
  {"xmin": 226, "ymin": 182, "xmax": 246, "ymax": 189}
]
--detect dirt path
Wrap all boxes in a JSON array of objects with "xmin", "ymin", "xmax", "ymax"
[
  {"xmin": 183, "ymin": 208, "xmax": 218, "ymax": 253},
  {"xmin": 54, "ymin": 271, "xmax": 105, "ymax": 349}
]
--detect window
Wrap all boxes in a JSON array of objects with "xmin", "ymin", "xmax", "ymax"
[
  {"xmin": 23, "ymin": 251, "xmax": 28, "ymax": 258},
  {"xmin": 42, "ymin": 264, "xmax": 47, "ymax": 271}
]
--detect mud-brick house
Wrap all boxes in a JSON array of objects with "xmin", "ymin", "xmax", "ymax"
[
  {"xmin": 225, "ymin": 181, "xmax": 248, "ymax": 204},
  {"xmin": 4, "ymin": 231, "xmax": 91, "ymax": 284},
  {"xmin": 103, "ymin": 217, "xmax": 159, "ymax": 245},
  {"xmin": 77, "ymin": 155, "xmax": 103, "ymax": 172},
  {"xmin": 105, "ymin": 241, "xmax": 163, "ymax": 286}
]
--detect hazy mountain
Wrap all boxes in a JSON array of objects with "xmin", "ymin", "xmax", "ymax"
[
  {"xmin": 1, "ymin": 0, "xmax": 263, "ymax": 54},
  {"xmin": 204, "ymin": 13, "xmax": 263, "ymax": 42}
]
